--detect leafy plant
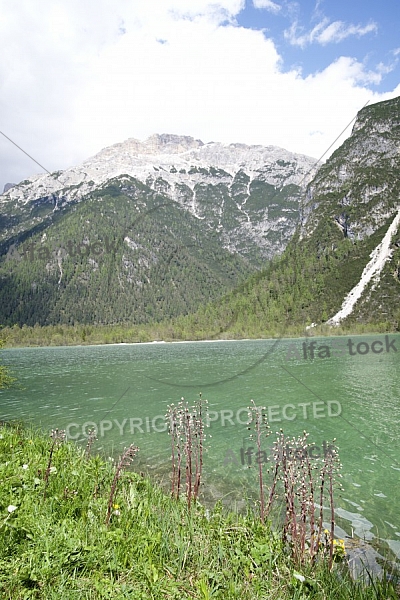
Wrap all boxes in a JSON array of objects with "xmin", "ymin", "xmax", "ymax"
[{"xmin": 0, "ymin": 329, "xmax": 15, "ymax": 389}]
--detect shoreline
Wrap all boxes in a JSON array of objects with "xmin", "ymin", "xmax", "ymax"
[{"xmin": 3, "ymin": 329, "xmax": 400, "ymax": 351}]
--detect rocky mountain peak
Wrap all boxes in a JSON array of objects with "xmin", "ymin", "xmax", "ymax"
[
  {"xmin": 2, "ymin": 183, "xmax": 15, "ymax": 194},
  {"xmin": 1, "ymin": 135, "xmax": 316, "ymax": 207},
  {"xmin": 96, "ymin": 134, "xmax": 205, "ymax": 159},
  {"xmin": 144, "ymin": 133, "xmax": 204, "ymax": 153}
]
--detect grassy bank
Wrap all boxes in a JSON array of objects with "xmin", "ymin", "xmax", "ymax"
[{"xmin": 0, "ymin": 423, "xmax": 399, "ymax": 599}]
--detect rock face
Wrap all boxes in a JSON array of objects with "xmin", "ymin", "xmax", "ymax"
[
  {"xmin": 0, "ymin": 134, "xmax": 317, "ymax": 263},
  {"xmin": 0, "ymin": 134, "xmax": 317, "ymax": 326},
  {"xmin": 1, "ymin": 134, "xmax": 315, "ymax": 206},
  {"xmin": 300, "ymin": 96, "xmax": 400, "ymax": 242},
  {"xmin": 0, "ymin": 95, "xmax": 399, "ymax": 329},
  {"xmin": 2, "ymin": 183, "xmax": 15, "ymax": 194},
  {"xmin": 296, "ymin": 96, "xmax": 400, "ymax": 326}
]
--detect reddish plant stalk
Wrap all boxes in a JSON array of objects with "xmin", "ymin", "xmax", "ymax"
[
  {"xmin": 193, "ymin": 394, "xmax": 206, "ymax": 499},
  {"xmin": 105, "ymin": 444, "xmax": 138, "ymax": 526},
  {"xmin": 265, "ymin": 452, "xmax": 280, "ymax": 518},
  {"xmin": 43, "ymin": 428, "xmax": 65, "ymax": 499},
  {"xmin": 327, "ymin": 444, "xmax": 338, "ymax": 570},
  {"xmin": 84, "ymin": 427, "xmax": 97, "ymax": 459},
  {"xmin": 167, "ymin": 405, "xmax": 178, "ymax": 496},
  {"xmin": 305, "ymin": 449, "xmax": 317, "ymax": 560},
  {"xmin": 176, "ymin": 404, "xmax": 184, "ymax": 499},
  {"xmin": 256, "ymin": 413, "xmax": 265, "ymax": 524},
  {"xmin": 316, "ymin": 461, "xmax": 326, "ymax": 555},
  {"xmin": 170, "ymin": 418, "xmax": 177, "ymax": 497},
  {"xmin": 184, "ymin": 406, "xmax": 193, "ymax": 508},
  {"xmin": 248, "ymin": 400, "xmax": 270, "ymax": 525},
  {"xmin": 168, "ymin": 395, "xmax": 208, "ymax": 506}
]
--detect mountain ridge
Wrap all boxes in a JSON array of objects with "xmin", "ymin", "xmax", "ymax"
[
  {"xmin": 0, "ymin": 97, "xmax": 399, "ymax": 334},
  {"xmin": 0, "ymin": 135, "xmax": 317, "ymax": 327},
  {"xmin": 0, "ymin": 134, "xmax": 317, "ymax": 267},
  {"xmin": 1, "ymin": 133, "xmax": 316, "ymax": 208}
]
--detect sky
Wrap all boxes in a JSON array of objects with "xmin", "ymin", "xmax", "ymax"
[{"xmin": 0, "ymin": 0, "xmax": 399, "ymax": 191}]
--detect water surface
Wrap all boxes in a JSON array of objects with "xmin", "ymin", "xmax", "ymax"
[{"xmin": 2, "ymin": 335, "xmax": 399, "ymax": 559}]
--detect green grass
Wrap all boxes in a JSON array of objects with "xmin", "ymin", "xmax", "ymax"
[{"xmin": 0, "ymin": 423, "xmax": 398, "ymax": 599}]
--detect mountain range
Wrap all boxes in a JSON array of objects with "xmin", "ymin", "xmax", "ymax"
[
  {"xmin": 0, "ymin": 134, "xmax": 316, "ymax": 327},
  {"xmin": 0, "ymin": 96, "xmax": 399, "ymax": 336}
]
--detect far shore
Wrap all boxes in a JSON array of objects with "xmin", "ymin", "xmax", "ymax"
[{"xmin": 3, "ymin": 327, "xmax": 400, "ymax": 350}]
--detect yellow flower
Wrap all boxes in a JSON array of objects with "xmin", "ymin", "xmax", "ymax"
[{"xmin": 113, "ymin": 503, "xmax": 120, "ymax": 510}]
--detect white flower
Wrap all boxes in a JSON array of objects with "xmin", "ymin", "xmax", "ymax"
[
  {"xmin": 22, "ymin": 464, "xmax": 29, "ymax": 470},
  {"xmin": 7, "ymin": 505, "xmax": 17, "ymax": 513}
]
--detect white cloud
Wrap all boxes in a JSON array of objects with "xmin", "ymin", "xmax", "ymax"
[
  {"xmin": 0, "ymin": 0, "xmax": 398, "ymax": 190},
  {"xmin": 285, "ymin": 18, "xmax": 378, "ymax": 48},
  {"xmin": 314, "ymin": 0, "xmax": 323, "ymax": 14},
  {"xmin": 252, "ymin": 0, "xmax": 281, "ymax": 13},
  {"xmin": 319, "ymin": 21, "xmax": 377, "ymax": 44},
  {"xmin": 129, "ymin": 0, "xmax": 245, "ymax": 27}
]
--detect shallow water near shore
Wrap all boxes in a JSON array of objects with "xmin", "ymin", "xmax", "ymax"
[{"xmin": 2, "ymin": 334, "xmax": 400, "ymax": 564}]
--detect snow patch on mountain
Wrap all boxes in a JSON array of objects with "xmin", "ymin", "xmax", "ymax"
[
  {"xmin": 328, "ymin": 206, "xmax": 400, "ymax": 325},
  {"xmin": 1, "ymin": 134, "xmax": 317, "ymax": 206}
]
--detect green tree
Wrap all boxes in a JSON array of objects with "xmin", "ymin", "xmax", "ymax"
[{"xmin": 0, "ymin": 330, "xmax": 15, "ymax": 389}]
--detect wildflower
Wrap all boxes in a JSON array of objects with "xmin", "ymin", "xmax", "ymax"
[
  {"xmin": 111, "ymin": 502, "xmax": 121, "ymax": 516},
  {"xmin": 7, "ymin": 505, "xmax": 17, "ymax": 513},
  {"xmin": 22, "ymin": 464, "xmax": 28, "ymax": 470},
  {"xmin": 333, "ymin": 539, "xmax": 345, "ymax": 550},
  {"xmin": 332, "ymin": 538, "xmax": 346, "ymax": 559}
]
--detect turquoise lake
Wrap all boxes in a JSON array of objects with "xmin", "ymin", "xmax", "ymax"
[{"xmin": 1, "ymin": 335, "xmax": 400, "ymax": 561}]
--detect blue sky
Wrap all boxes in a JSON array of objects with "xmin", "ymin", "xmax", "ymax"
[
  {"xmin": 0, "ymin": 0, "xmax": 399, "ymax": 189},
  {"xmin": 237, "ymin": 0, "xmax": 399, "ymax": 92}
]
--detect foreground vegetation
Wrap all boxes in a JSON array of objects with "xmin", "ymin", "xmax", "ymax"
[{"xmin": 0, "ymin": 423, "xmax": 399, "ymax": 599}]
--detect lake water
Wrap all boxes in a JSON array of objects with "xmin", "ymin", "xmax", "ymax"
[{"xmin": 1, "ymin": 335, "xmax": 400, "ymax": 562}]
